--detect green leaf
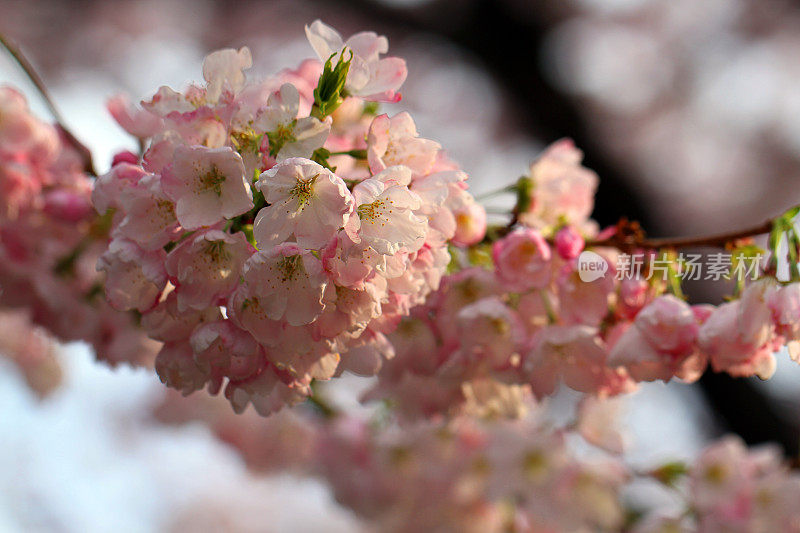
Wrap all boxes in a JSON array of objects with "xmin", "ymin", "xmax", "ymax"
[{"xmin": 783, "ymin": 205, "xmax": 800, "ymax": 221}]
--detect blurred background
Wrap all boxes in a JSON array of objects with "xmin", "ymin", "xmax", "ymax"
[{"xmin": 3, "ymin": 0, "xmax": 800, "ymax": 530}]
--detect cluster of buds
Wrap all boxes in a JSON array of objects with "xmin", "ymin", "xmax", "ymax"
[
  {"xmin": 0, "ymin": 86, "xmax": 156, "ymax": 367},
  {"xmin": 94, "ymin": 20, "xmax": 486, "ymax": 415}
]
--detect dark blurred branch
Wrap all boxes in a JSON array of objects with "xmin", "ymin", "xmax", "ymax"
[
  {"xmin": 0, "ymin": 33, "xmax": 96, "ymax": 176},
  {"xmin": 310, "ymin": 0, "xmax": 651, "ymax": 229}
]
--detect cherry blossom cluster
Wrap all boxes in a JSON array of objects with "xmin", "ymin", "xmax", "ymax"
[
  {"xmin": 0, "ymin": 86, "xmax": 156, "ymax": 367},
  {"xmin": 5, "ymin": 18, "xmax": 800, "ymax": 533},
  {"xmin": 368, "ymin": 140, "xmax": 800, "ymax": 420},
  {"xmin": 636, "ymin": 436, "xmax": 800, "ymax": 532},
  {"xmin": 317, "ymin": 413, "xmax": 628, "ymax": 532},
  {"xmin": 155, "ymin": 392, "xmax": 630, "ymax": 532},
  {"xmin": 153, "ymin": 381, "xmax": 800, "ymax": 532},
  {"xmin": 95, "ymin": 20, "xmax": 486, "ymax": 415}
]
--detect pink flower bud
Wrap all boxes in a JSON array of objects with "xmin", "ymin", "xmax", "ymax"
[
  {"xmin": 452, "ymin": 200, "xmax": 487, "ymax": 247},
  {"xmin": 617, "ymin": 278, "xmax": 650, "ymax": 319},
  {"xmin": 554, "ymin": 226, "xmax": 584, "ymax": 260},
  {"xmin": 112, "ymin": 150, "xmax": 139, "ymax": 166},
  {"xmin": 43, "ymin": 189, "xmax": 93, "ymax": 223}
]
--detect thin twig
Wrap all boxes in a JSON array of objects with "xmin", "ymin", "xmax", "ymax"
[
  {"xmin": 586, "ymin": 218, "xmax": 776, "ymax": 251},
  {"xmin": 0, "ymin": 33, "xmax": 96, "ymax": 176},
  {"xmin": 475, "ymin": 184, "xmax": 515, "ymax": 202},
  {"xmin": 490, "ymin": 213, "xmax": 779, "ymax": 253}
]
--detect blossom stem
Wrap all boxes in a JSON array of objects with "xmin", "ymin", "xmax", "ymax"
[
  {"xmin": 475, "ymin": 184, "xmax": 516, "ymax": 201},
  {"xmin": 0, "ymin": 33, "xmax": 96, "ymax": 176},
  {"xmin": 330, "ymin": 149, "xmax": 367, "ymax": 159},
  {"xmin": 484, "ymin": 207, "xmax": 514, "ymax": 215},
  {"xmin": 306, "ymin": 381, "xmax": 338, "ymax": 419}
]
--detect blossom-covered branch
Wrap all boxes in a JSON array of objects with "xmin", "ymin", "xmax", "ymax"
[{"xmin": 3, "ymin": 18, "xmax": 800, "ymax": 531}]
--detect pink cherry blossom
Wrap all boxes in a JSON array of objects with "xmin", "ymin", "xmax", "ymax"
[
  {"xmin": 253, "ymin": 157, "xmax": 353, "ymax": 249},
  {"xmin": 164, "ymin": 229, "xmax": 253, "ymax": 311},
  {"xmin": 450, "ymin": 192, "xmax": 487, "ymax": 247},
  {"xmin": 698, "ymin": 281, "xmax": 778, "ymax": 379},
  {"xmin": 367, "ymin": 112, "xmax": 440, "ymax": 176},
  {"xmin": 9, "ymin": 24, "xmax": 800, "ymax": 532},
  {"xmin": 225, "ymin": 363, "xmax": 310, "ymax": 416},
  {"xmin": 492, "ymin": 228, "xmax": 552, "ymax": 292},
  {"xmin": 0, "ymin": 86, "xmax": 58, "ymax": 161},
  {"xmin": 346, "ymin": 166, "xmax": 427, "ymax": 255},
  {"xmin": 453, "ymin": 296, "xmax": 526, "ymax": 371},
  {"xmin": 141, "ymin": 86, "xmax": 195, "ymax": 116},
  {"xmin": 525, "ymin": 325, "xmax": 613, "ymax": 398},
  {"xmin": 240, "ymin": 243, "xmax": 328, "ymax": 326},
  {"xmin": 97, "ymin": 239, "xmax": 167, "ymax": 312},
  {"xmin": 321, "ymin": 231, "xmax": 384, "ymax": 288},
  {"xmin": 253, "ymin": 83, "xmax": 329, "ymax": 161},
  {"xmin": 617, "ymin": 277, "xmax": 652, "ymax": 319},
  {"xmin": 519, "ymin": 139, "xmax": 599, "ymax": 232},
  {"xmin": 163, "ymin": 107, "xmax": 227, "ymax": 149},
  {"xmin": 608, "ymin": 295, "xmax": 709, "ymax": 382},
  {"xmin": 140, "ymin": 291, "xmax": 221, "ymax": 343},
  {"xmin": 431, "ymin": 267, "xmax": 501, "ymax": 349},
  {"xmin": 577, "ymin": 396, "xmax": 626, "ymax": 454},
  {"xmin": 338, "ymin": 329, "xmax": 394, "ymax": 376},
  {"xmin": 634, "ymin": 295, "xmax": 698, "ymax": 354},
  {"xmin": 315, "ymin": 280, "xmax": 385, "ymax": 341},
  {"xmin": 107, "ymin": 93, "xmax": 163, "ymax": 139},
  {"xmin": 269, "ymin": 336, "xmax": 340, "ymax": 384},
  {"xmin": 202, "ymin": 47, "xmax": 252, "ymax": 104},
  {"xmin": 0, "ymin": 310, "xmax": 62, "ymax": 397},
  {"xmin": 462, "ymin": 378, "xmax": 529, "ymax": 419},
  {"xmin": 410, "ymin": 170, "xmax": 466, "ymax": 246},
  {"xmin": 162, "ymin": 145, "xmax": 253, "ymax": 230},
  {"xmin": 226, "ymin": 286, "xmax": 285, "ymax": 347},
  {"xmin": 43, "ymin": 188, "xmax": 93, "ymax": 223},
  {"xmin": 690, "ymin": 436, "xmax": 764, "ymax": 525},
  {"xmin": 557, "ymin": 262, "xmax": 615, "ymax": 327},
  {"xmin": 0, "ymin": 161, "xmax": 39, "ymax": 221},
  {"xmin": 155, "ymin": 341, "xmax": 210, "ymax": 396},
  {"xmin": 768, "ymin": 282, "xmax": 800, "ymax": 344},
  {"xmin": 115, "ymin": 173, "xmax": 182, "ymax": 250},
  {"xmin": 384, "ymin": 314, "xmax": 441, "ymax": 378},
  {"xmin": 190, "ymin": 319, "xmax": 264, "ymax": 384}
]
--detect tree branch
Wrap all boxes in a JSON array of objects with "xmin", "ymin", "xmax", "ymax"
[
  {"xmin": 0, "ymin": 33, "xmax": 96, "ymax": 176},
  {"xmin": 586, "ymin": 217, "xmax": 776, "ymax": 251}
]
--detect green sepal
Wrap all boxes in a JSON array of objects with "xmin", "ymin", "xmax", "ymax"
[{"xmin": 311, "ymin": 50, "xmax": 352, "ymax": 120}]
